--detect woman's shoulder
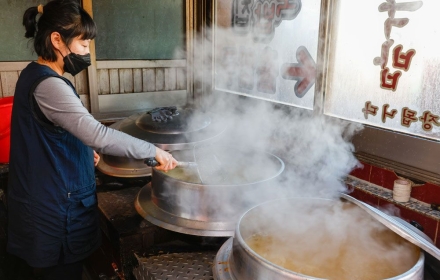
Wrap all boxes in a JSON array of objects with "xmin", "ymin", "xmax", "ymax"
[{"xmin": 38, "ymin": 76, "xmax": 75, "ymax": 93}]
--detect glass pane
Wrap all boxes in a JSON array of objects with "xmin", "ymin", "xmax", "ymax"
[
  {"xmin": 324, "ymin": 0, "xmax": 440, "ymax": 140},
  {"xmin": 92, "ymin": 0, "xmax": 185, "ymax": 60},
  {"xmin": 214, "ymin": 0, "xmax": 322, "ymax": 109}
]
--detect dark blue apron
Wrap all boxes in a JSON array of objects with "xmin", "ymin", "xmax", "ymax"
[{"xmin": 7, "ymin": 62, "xmax": 100, "ymax": 267}]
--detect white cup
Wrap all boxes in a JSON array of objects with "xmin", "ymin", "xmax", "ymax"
[{"xmin": 393, "ymin": 179, "xmax": 411, "ymax": 202}]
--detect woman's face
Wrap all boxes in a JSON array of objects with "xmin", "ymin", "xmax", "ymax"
[{"xmin": 68, "ymin": 36, "xmax": 91, "ymax": 56}]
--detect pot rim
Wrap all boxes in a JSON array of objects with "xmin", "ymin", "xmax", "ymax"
[
  {"xmin": 234, "ymin": 197, "xmax": 332, "ymax": 279},
  {"xmin": 153, "ymin": 149, "xmax": 285, "ymax": 187},
  {"xmin": 233, "ymin": 196, "xmax": 425, "ymax": 280}
]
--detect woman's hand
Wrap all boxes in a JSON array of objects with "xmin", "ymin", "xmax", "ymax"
[
  {"xmin": 93, "ymin": 150, "xmax": 100, "ymax": 166},
  {"xmin": 154, "ymin": 147, "xmax": 177, "ymax": 171}
]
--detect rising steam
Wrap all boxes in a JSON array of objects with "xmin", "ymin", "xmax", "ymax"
[{"xmin": 156, "ymin": 4, "xmax": 420, "ymax": 278}]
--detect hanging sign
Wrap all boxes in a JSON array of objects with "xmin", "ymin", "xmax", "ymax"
[
  {"xmin": 214, "ymin": 0, "xmax": 322, "ymax": 109},
  {"xmin": 324, "ymin": 0, "xmax": 440, "ymax": 140}
]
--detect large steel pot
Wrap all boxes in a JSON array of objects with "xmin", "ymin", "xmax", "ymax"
[
  {"xmin": 97, "ymin": 107, "xmax": 226, "ymax": 178},
  {"xmin": 135, "ymin": 145, "xmax": 285, "ymax": 237},
  {"xmin": 214, "ymin": 196, "xmax": 428, "ymax": 280}
]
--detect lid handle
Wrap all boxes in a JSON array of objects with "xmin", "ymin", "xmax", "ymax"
[{"xmin": 147, "ymin": 106, "xmax": 179, "ymax": 122}]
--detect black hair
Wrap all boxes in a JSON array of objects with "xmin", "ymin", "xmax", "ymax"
[{"xmin": 23, "ymin": 0, "xmax": 97, "ymax": 62}]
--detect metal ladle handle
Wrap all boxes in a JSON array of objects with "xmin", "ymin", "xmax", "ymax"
[
  {"xmin": 144, "ymin": 157, "xmax": 197, "ymax": 168},
  {"xmin": 144, "ymin": 157, "xmax": 159, "ymax": 167}
]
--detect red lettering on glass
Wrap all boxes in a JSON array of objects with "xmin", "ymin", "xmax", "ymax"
[
  {"xmin": 375, "ymin": 1, "xmax": 422, "ymax": 91},
  {"xmin": 401, "ymin": 107, "xmax": 418, "ymax": 127},
  {"xmin": 276, "ymin": 0, "xmax": 299, "ymax": 17},
  {"xmin": 254, "ymin": 2, "xmax": 276, "ymax": 35},
  {"xmin": 392, "ymin": 45, "xmax": 416, "ymax": 71},
  {"xmin": 380, "ymin": 67, "xmax": 402, "ymax": 91},
  {"xmin": 381, "ymin": 104, "xmax": 398, "ymax": 123},
  {"xmin": 418, "ymin": 111, "xmax": 440, "ymax": 131},
  {"xmin": 362, "ymin": 101, "xmax": 379, "ymax": 119},
  {"xmin": 281, "ymin": 46, "xmax": 316, "ymax": 98}
]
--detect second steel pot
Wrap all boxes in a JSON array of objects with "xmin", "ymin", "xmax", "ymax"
[{"xmin": 135, "ymin": 145, "xmax": 285, "ymax": 237}]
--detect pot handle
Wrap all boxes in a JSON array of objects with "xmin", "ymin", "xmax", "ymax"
[{"xmin": 144, "ymin": 157, "xmax": 159, "ymax": 167}]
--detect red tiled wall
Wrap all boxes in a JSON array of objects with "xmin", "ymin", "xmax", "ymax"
[
  {"xmin": 349, "ymin": 161, "xmax": 440, "ymax": 204},
  {"xmin": 349, "ymin": 161, "xmax": 440, "ymax": 248}
]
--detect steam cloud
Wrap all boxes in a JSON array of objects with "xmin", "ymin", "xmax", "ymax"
[
  {"xmin": 183, "ymin": 26, "xmax": 364, "ymax": 201},
  {"xmin": 165, "ymin": 25, "xmax": 373, "ymax": 239},
  {"xmin": 156, "ymin": 6, "xmax": 420, "ymax": 278}
]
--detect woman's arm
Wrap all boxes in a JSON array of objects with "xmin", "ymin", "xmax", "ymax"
[{"xmin": 34, "ymin": 77, "xmax": 156, "ymax": 159}]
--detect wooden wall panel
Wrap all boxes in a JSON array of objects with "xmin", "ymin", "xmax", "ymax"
[
  {"xmin": 164, "ymin": 68, "xmax": 177, "ymax": 91},
  {"xmin": 74, "ymin": 71, "xmax": 89, "ymax": 95},
  {"xmin": 133, "ymin": 69, "xmax": 142, "ymax": 93},
  {"xmin": 98, "ymin": 90, "xmax": 188, "ymax": 113},
  {"xmin": 96, "ymin": 66, "xmax": 187, "ymax": 95},
  {"xmin": 98, "ymin": 69, "xmax": 110, "ymax": 95},
  {"xmin": 109, "ymin": 69, "xmax": 120, "ymax": 94},
  {"xmin": 120, "ymin": 69, "xmax": 133, "ymax": 93},
  {"xmin": 1, "ymin": 66, "xmax": 187, "ymax": 97},
  {"xmin": 142, "ymin": 68, "xmax": 156, "ymax": 92},
  {"xmin": 176, "ymin": 68, "xmax": 186, "ymax": 90},
  {"xmin": 156, "ymin": 68, "xmax": 165, "ymax": 91}
]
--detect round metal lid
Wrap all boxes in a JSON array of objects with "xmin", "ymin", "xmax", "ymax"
[
  {"xmin": 96, "ymin": 107, "xmax": 226, "ymax": 178},
  {"xmin": 134, "ymin": 108, "xmax": 211, "ymax": 134},
  {"xmin": 341, "ymin": 193, "xmax": 440, "ymax": 262}
]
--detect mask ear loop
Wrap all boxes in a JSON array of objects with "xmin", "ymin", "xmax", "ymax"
[{"xmin": 57, "ymin": 36, "xmax": 74, "ymax": 65}]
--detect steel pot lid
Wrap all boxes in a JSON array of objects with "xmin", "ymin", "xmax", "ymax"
[
  {"xmin": 110, "ymin": 107, "xmax": 225, "ymax": 148},
  {"xmin": 96, "ymin": 106, "xmax": 226, "ymax": 178},
  {"xmin": 341, "ymin": 193, "xmax": 440, "ymax": 262}
]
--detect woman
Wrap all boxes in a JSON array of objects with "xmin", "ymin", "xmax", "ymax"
[{"xmin": 7, "ymin": 1, "xmax": 177, "ymax": 279}]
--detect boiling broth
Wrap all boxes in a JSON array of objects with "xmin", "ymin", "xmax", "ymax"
[
  {"xmin": 245, "ymin": 203, "xmax": 420, "ymax": 280},
  {"xmin": 161, "ymin": 157, "xmax": 278, "ymax": 185}
]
